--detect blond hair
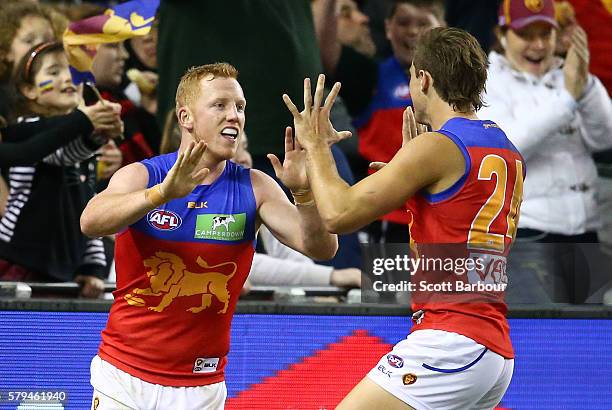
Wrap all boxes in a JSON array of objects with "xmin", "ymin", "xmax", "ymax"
[{"xmin": 175, "ymin": 62, "xmax": 238, "ymax": 111}]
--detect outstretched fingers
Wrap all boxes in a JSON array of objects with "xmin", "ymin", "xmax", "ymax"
[
  {"xmin": 313, "ymin": 74, "xmax": 326, "ymax": 112},
  {"xmin": 312, "ymin": 74, "xmax": 326, "ymax": 133},
  {"xmin": 323, "ymin": 81, "xmax": 341, "ymax": 113},
  {"xmin": 267, "ymin": 154, "xmax": 283, "ymax": 178},
  {"xmin": 194, "ymin": 167, "xmax": 210, "ymax": 183},
  {"xmin": 174, "ymin": 151, "xmax": 185, "ymax": 170},
  {"xmin": 336, "ymin": 130, "xmax": 352, "ymax": 141},
  {"xmin": 294, "ymin": 131, "xmax": 304, "ymax": 151},
  {"xmin": 175, "ymin": 141, "xmax": 195, "ymax": 169},
  {"xmin": 417, "ymin": 123, "xmax": 428, "ymax": 135},
  {"xmin": 283, "ymin": 94, "xmax": 300, "ymax": 118},
  {"xmin": 284, "ymin": 126, "xmax": 294, "ymax": 153},
  {"xmin": 191, "ymin": 141, "xmax": 207, "ymax": 160},
  {"xmin": 401, "ymin": 106, "xmax": 423, "ymax": 146},
  {"xmin": 402, "ymin": 107, "xmax": 413, "ymax": 145},
  {"xmin": 304, "ymin": 78, "xmax": 312, "ymax": 112},
  {"xmin": 183, "ymin": 140, "xmax": 195, "ymax": 162},
  {"xmin": 408, "ymin": 107, "xmax": 417, "ymax": 137},
  {"xmin": 183, "ymin": 141, "xmax": 206, "ymax": 168}
]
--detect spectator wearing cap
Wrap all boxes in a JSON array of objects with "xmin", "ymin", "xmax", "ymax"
[{"xmin": 480, "ymin": 0, "xmax": 612, "ymax": 303}]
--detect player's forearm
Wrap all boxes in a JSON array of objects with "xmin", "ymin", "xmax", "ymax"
[
  {"xmin": 295, "ymin": 202, "xmax": 339, "ymax": 260},
  {"xmin": 306, "ymin": 143, "xmax": 356, "ymax": 234},
  {"xmin": 81, "ymin": 190, "xmax": 158, "ymax": 237}
]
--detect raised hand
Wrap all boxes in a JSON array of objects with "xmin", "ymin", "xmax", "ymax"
[
  {"xmin": 159, "ymin": 141, "xmax": 210, "ymax": 200},
  {"xmin": 282, "ymin": 74, "xmax": 351, "ymax": 150},
  {"xmin": 369, "ymin": 106, "xmax": 427, "ymax": 171},
  {"xmin": 79, "ymin": 100, "xmax": 122, "ymax": 135},
  {"xmin": 402, "ymin": 105, "xmax": 428, "ymax": 144},
  {"xmin": 564, "ymin": 26, "xmax": 589, "ymax": 101},
  {"xmin": 97, "ymin": 140, "xmax": 123, "ymax": 180},
  {"xmin": 267, "ymin": 127, "xmax": 309, "ymax": 192}
]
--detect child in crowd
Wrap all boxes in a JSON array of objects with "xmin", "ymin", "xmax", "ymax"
[
  {"xmin": 0, "ymin": 2, "xmax": 57, "ymax": 212},
  {"xmin": 0, "ymin": 42, "xmax": 122, "ymax": 298}
]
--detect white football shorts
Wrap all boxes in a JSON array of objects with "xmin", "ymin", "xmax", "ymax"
[
  {"xmin": 367, "ymin": 329, "xmax": 513, "ymax": 410},
  {"xmin": 90, "ymin": 355, "xmax": 227, "ymax": 410}
]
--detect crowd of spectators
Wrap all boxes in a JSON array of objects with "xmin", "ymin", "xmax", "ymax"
[{"xmin": 0, "ymin": 0, "xmax": 611, "ymax": 305}]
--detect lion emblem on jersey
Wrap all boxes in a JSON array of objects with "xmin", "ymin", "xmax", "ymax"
[{"xmin": 124, "ymin": 252, "xmax": 237, "ymax": 314}]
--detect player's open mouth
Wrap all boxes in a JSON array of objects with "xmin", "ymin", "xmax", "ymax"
[{"xmin": 220, "ymin": 127, "xmax": 239, "ymax": 141}]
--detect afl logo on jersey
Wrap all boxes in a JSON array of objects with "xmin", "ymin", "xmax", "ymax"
[{"xmin": 147, "ymin": 209, "xmax": 182, "ymax": 231}]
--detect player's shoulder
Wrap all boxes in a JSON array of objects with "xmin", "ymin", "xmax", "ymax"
[
  {"xmin": 115, "ymin": 161, "xmax": 148, "ymax": 179},
  {"xmin": 142, "ymin": 151, "xmax": 177, "ymax": 169},
  {"xmin": 104, "ymin": 162, "xmax": 149, "ymax": 194},
  {"xmin": 248, "ymin": 169, "xmax": 291, "ymax": 213},
  {"xmin": 249, "ymin": 168, "xmax": 279, "ymax": 197},
  {"xmin": 396, "ymin": 131, "xmax": 465, "ymax": 174},
  {"xmin": 408, "ymin": 131, "xmax": 462, "ymax": 153},
  {"xmin": 249, "ymin": 168, "xmax": 271, "ymax": 185}
]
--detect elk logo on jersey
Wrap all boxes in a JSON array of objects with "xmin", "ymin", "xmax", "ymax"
[
  {"xmin": 124, "ymin": 252, "xmax": 237, "ymax": 314},
  {"xmin": 194, "ymin": 213, "xmax": 246, "ymax": 241},
  {"xmin": 147, "ymin": 209, "xmax": 182, "ymax": 231}
]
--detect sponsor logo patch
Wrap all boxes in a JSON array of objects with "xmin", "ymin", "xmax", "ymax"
[
  {"xmin": 188, "ymin": 201, "xmax": 208, "ymax": 209},
  {"xmin": 402, "ymin": 373, "xmax": 418, "ymax": 385},
  {"xmin": 193, "ymin": 357, "xmax": 220, "ymax": 373},
  {"xmin": 195, "ymin": 213, "xmax": 246, "ymax": 241},
  {"xmin": 147, "ymin": 209, "xmax": 182, "ymax": 231},
  {"xmin": 387, "ymin": 354, "xmax": 404, "ymax": 368}
]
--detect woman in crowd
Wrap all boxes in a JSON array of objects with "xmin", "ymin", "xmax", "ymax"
[{"xmin": 480, "ymin": 0, "xmax": 612, "ymax": 303}]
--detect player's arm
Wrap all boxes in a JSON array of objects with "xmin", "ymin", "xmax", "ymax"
[
  {"xmin": 81, "ymin": 141, "xmax": 209, "ymax": 237},
  {"xmin": 80, "ymin": 162, "xmax": 151, "ymax": 237},
  {"xmin": 253, "ymin": 126, "xmax": 338, "ymax": 261},
  {"xmin": 253, "ymin": 170, "xmax": 338, "ymax": 260},
  {"xmin": 310, "ymin": 131, "xmax": 461, "ymax": 233},
  {"xmin": 284, "ymin": 75, "xmax": 463, "ymax": 234}
]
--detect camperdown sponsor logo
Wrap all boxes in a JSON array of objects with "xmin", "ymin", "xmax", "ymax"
[{"xmin": 195, "ymin": 213, "xmax": 246, "ymax": 241}]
